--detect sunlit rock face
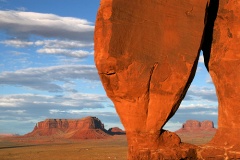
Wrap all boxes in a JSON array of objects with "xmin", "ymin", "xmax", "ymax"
[
  {"xmin": 208, "ymin": 0, "xmax": 240, "ymax": 146},
  {"xmin": 198, "ymin": 1, "xmax": 240, "ymax": 158},
  {"xmin": 95, "ymin": 0, "xmax": 240, "ymax": 159},
  {"xmin": 25, "ymin": 117, "xmax": 110, "ymax": 139},
  {"xmin": 95, "ymin": 0, "xmax": 209, "ymax": 159}
]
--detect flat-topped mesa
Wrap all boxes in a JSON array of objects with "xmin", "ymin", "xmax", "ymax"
[
  {"xmin": 36, "ymin": 119, "xmax": 69, "ymax": 130},
  {"xmin": 176, "ymin": 120, "xmax": 216, "ymax": 133},
  {"xmin": 183, "ymin": 120, "xmax": 201, "ymax": 130},
  {"xmin": 26, "ymin": 117, "xmax": 109, "ymax": 139},
  {"xmin": 35, "ymin": 117, "xmax": 105, "ymax": 130},
  {"xmin": 95, "ymin": 0, "xmax": 210, "ymax": 159},
  {"xmin": 201, "ymin": 120, "xmax": 215, "ymax": 130}
]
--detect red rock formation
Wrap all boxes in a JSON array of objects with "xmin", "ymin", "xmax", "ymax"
[
  {"xmin": 182, "ymin": 120, "xmax": 201, "ymax": 131},
  {"xmin": 108, "ymin": 127, "xmax": 125, "ymax": 135},
  {"xmin": 199, "ymin": 0, "xmax": 240, "ymax": 158},
  {"xmin": 201, "ymin": 120, "xmax": 215, "ymax": 130},
  {"xmin": 176, "ymin": 120, "xmax": 216, "ymax": 133},
  {"xmin": 95, "ymin": 0, "xmax": 210, "ymax": 159},
  {"xmin": 25, "ymin": 117, "xmax": 110, "ymax": 139},
  {"xmin": 95, "ymin": 0, "xmax": 240, "ymax": 159},
  {"xmin": 207, "ymin": 0, "xmax": 240, "ymax": 146}
]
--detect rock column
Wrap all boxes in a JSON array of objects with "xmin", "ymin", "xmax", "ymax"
[
  {"xmin": 200, "ymin": 1, "xmax": 240, "ymax": 158},
  {"xmin": 94, "ymin": 0, "xmax": 209, "ymax": 159}
]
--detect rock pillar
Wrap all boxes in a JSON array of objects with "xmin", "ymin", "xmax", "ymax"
[
  {"xmin": 94, "ymin": 0, "xmax": 209, "ymax": 159},
  {"xmin": 200, "ymin": 1, "xmax": 240, "ymax": 158}
]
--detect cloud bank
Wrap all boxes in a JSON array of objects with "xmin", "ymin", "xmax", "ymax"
[
  {"xmin": 0, "ymin": 65, "xmax": 99, "ymax": 92},
  {"xmin": 0, "ymin": 10, "xmax": 94, "ymax": 41}
]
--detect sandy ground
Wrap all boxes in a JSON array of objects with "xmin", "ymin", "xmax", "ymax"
[
  {"xmin": 0, "ymin": 132, "xmax": 214, "ymax": 160},
  {"xmin": 0, "ymin": 135, "xmax": 128, "ymax": 160}
]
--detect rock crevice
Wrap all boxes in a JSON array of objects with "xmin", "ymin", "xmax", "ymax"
[{"xmin": 201, "ymin": 0, "xmax": 219, "ymax": 71}]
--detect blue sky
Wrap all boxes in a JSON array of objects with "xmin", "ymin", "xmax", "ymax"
[{"xmin": 0, "ymin": 0, "xmax": 218, "ymax": 135}]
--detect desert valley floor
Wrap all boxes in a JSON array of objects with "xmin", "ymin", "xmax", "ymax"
[{"xmin": 0, "ymin": 132, "xmax": 215, "ymax": 160}]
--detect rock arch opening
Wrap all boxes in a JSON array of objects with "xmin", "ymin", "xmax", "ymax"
[
  {"xmin": 163, "ymin": 51, "xmax": 218, "ymax": 145},
  {"xmin": 164, "ymin": 0, "xmax": 219, "ymax": 144}
]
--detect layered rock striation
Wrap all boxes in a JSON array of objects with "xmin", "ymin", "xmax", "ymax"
[
  {"xmin": 176, "ymin": 120, "xmax": 216, "ymax": 133},
  {"xmin": 26, "ymin": 117, "xmax": 110, "ymax": 139}
]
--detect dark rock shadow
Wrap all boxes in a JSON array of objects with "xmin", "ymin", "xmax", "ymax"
[{"xmin": 201, "ymin": 0, "xmax": 219, "ymax": 71}]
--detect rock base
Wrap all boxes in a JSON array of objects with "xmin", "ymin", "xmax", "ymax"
[
  {"xmin": 126, "ymin": 130, "xmax": 240, "ymax": 160},
  {"xmin": 197, "ymin": 145, "xmax": 240, "ymax": 160},
  {"xmin": 128, "ymin": 145, "xmax": 240, "ymax": 160}
]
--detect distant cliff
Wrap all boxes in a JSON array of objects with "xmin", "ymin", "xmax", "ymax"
[
  {"xmin": 25, "ymin": 116, "xmax": 124, "ymax": 139},
  {"xmin": 175, "ymin": 120, "xmax": 216, "ymax": 133}
]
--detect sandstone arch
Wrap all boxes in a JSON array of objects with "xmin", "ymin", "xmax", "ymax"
[
  {"xmin": 94, "ymin": 0, "xmax": 240, "ymax": 159},
  {"xmin": 198, "ymin": 1, "xmax": 240, "ymax": 158}
]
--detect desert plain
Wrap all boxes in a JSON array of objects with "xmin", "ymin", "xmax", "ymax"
[
  {"xmin": 0, "ymin": 135, "xmax": 127, "ymax": 160},
  {"xmin": 0, "ymin": 131, "xmax": 214, "ymax": 160}
]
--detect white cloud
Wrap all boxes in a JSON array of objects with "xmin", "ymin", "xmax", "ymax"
[
  {"xmin": 35, "ymin": 39, "xmax": 93, "ymax": 49},
  {"xmin": 163, "ymin": 121, "xmax": 183, "ymax": 131},
  {"xmin": 0, "ymin": 10, "xmax": 94, "ymax": 41},
  {"xmin": 191, "ymin": 111, "xmax": 218, "ymax": 115},
  {"xmin": 1, "ymin": 39, "xmax": 94, "ymax": 58},
  {"xmin": 196, "ymin": 67, "xmax": 202, "ymax": 72},
  {"xmin": 185, "ymin": 86, "xmax": 217, "ymax": 102},
  {"xmin": 3, "ymin": 110, "xmax": 26, "ymax": 115},
  {"xmin": 206, "ymin": 77, "xmax": 213, "ymax": 84},
  {"xmin": 0, "ymin": 39, "xmax": 33, "ymax": 47},
  {"xmin": 1, "ymin": 39, "xmax": 93, "ymax": 50},
  {"xmin": 0, "ymin": 97, "xmax": 25, "ymax": 107},
  {"xmin": 49, "ymin": 109, "xmax": 118, "ymax": 118},
  {"xmin": 37, "ymin": 48, "xmax": 91, "ymax": 58},
  {"xmin": 199, "ymin": 55, "xmax": 204, "ymax": 63},
  {"xmin": 0, "ymin": 65, "xmax": 99, "ymax": 92},
  {"xmin": 0, "ymin": 93, "xmax": 108, "ymax": 109},
  {"xmin": 180, "ymin": 103, "xmax": 217, "ymax": 109}
]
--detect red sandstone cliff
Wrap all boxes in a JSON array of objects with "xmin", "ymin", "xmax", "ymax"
[
  {"xmin": 95, "ymin": 0, "xmax": 211, "ymax": 159},
  {"xmin": 25, "ymin": 117, "xmax": 110, "ymax": 139},
  {"xmin": 94, "ymin": 0, "xmax": 240, "ymax": 158}
]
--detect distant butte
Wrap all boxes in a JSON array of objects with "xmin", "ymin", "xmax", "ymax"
[
  {"xmin": 175, "ymin": 120, "xmax": 216, "ymax": 133},
  {"xmin": 25, "ymin": 116, "xmax": 123, "ymax": 139},
  {"xmin": 108, "ymin": 127, "xmax": 126, "ymax": 135},
  {"xmin": 175, "ymin": 120, "xmax": 216, "ymax": 145}
]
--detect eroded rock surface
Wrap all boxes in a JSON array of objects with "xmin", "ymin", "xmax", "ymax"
[
  {"xmin": 95, "ymin": 0, "xmax": 240, "ymax": 159},
  {"xmin": 207, "ymin": 0, "xmax": 240, "ymax": 147},
  {"xmin": 198, "ymin": 0, "xmax": 240, "ymax": 159},
  {"xmin": 25, "ymin": 117, "xmax": 110, "ymax": 139},
  {"xmin": 95, "ymin": 0, "xmax": 210, "ymax": 159}
]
